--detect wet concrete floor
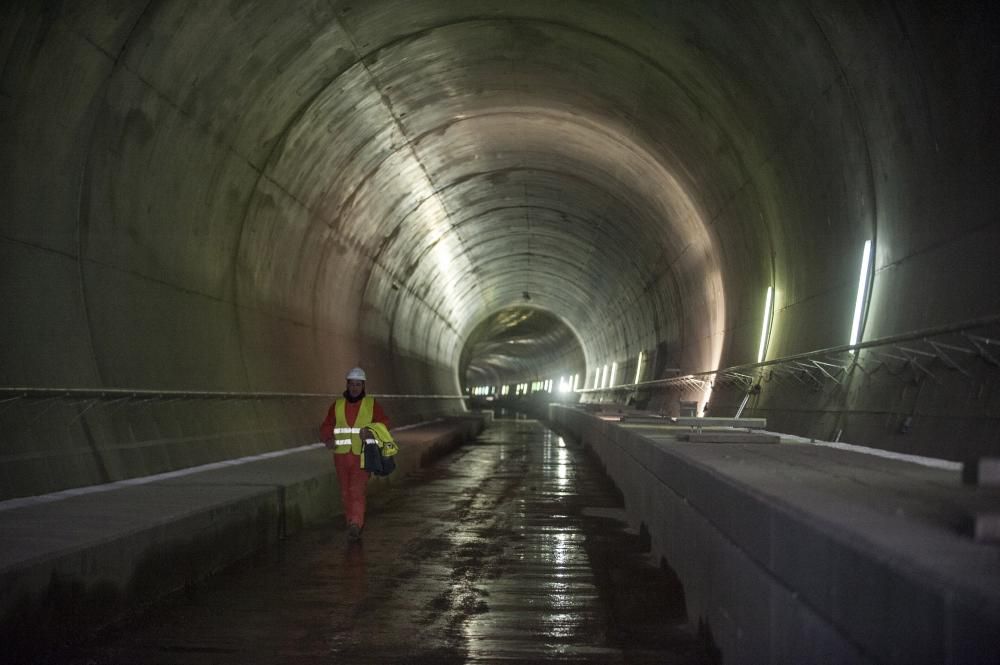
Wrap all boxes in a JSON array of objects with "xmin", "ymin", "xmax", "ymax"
[{"xmin": 60, "ymin": 418, "xmax": 715, "ymax": 664}]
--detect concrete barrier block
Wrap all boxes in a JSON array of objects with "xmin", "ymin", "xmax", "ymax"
[
  {"xmin": 973, "ymin": 512, "xmax": 1000, "ymax": 542},
  {"xmin": 962, "ymin": 457, "xmax": 1000, "ymax": 486},
  {"xmin": 680, "ymin": 432, "xmax": 780, "ymax": 444},
  {"xmin": 549, "ymin": 405, "xmax": 1000, "ymax": 665}
]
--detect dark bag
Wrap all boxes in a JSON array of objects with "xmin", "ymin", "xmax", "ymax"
[{"xmin": 363, "ymin": 440, "xmax": 396, "ymax": 476}]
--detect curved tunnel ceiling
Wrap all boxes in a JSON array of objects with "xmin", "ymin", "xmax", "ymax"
[
  {"xmin": 264, "ymin": 10, "xmax": 728, "ymax": 387},
  {"xmin": 3, "ymin": 0, "xmax": 998, "ymax": 430}
]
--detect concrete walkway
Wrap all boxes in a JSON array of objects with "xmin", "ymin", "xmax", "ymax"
[
  {"xmin": 551, "ymin": 406, "xmax": 1000, "ymax": 665},
  {"xmin": 1, "ymin": 415, "xmax": 486, "ymax": 662}
]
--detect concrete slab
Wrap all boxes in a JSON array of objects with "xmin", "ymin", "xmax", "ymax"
[
  {"xmin": 963, "ymin": 457, "xmax": 1000, "ymax": 486},
  {"xmin": 680, "ymin": 432, "xmax": 780, "ymax": 444},
  {"xmin": 550, "ymin": 404, "xmax": 1000, "ymax": 665},
  {"xmin": 974, "ymin": 513, "xmax": 1000, "ymax": 542},
  {"xmin": 674, "ymin": 416, "xmax": 767, "ymax": 429},
  {"xmin": 0, "ymin": 415, "xmax": 486, "ymax": 655},
  {"xmin": 0, "ymin": 482, "xmax": 277, "ymax": 571},
  {"xmin": 617, "ymin": 414, "xmax": 673, "ymax": 424}
]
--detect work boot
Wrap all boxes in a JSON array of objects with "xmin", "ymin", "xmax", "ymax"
[{"xmin": 347, "ymin": 523, "xmax": 362, "ymax": 541}]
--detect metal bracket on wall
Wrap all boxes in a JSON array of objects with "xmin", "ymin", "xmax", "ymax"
[
  {"xmin": 577, "ymin": 313, "xmax": 1000, "ymax": 401},
  {"xmin": 791, "ymin": 362, "xmax": 824, "ymax": 390},
  {"xmin": 966, "ymin": 333, "xmax": 1000, "ymax": 367},
  {"xmin": 895, "ymin": 347, "xmax": 941, "ymax": 384},
  {"xmin": 810, "ymin": 360, "xmax": 847, "ymax": 383}
]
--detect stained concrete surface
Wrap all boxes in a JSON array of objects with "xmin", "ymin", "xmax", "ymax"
[
  {"xmin": 4, "ymin": 3, "xmax": 999, "ymax": 495},
  {"xmin": 51, "ymin": 418, "xmax": 714, "ymax": 664},
  {"xmin": 0, "ymin": 416, "xmax": 485, "ymax": 661},
  {"xmin": 552, "ymin": 406, "xmax": 1000, "ymax": 664}
]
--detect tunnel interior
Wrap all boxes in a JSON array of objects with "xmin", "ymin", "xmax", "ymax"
[
  {"xmin": 460, "ymin": 307, "xmax": 586, "ymax": 393},
  {"xmin": 2, "ymin": 1, "xmax": 999, "ymax": 498}
]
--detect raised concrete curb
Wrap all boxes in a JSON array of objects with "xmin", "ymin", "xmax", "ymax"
[
  {"xmin": 0, "ymin": 414, "xmax": 485, "ymax": 657},
  {"xmin": 550, "ymin": 405, "xmax": 1000, "ymax": 665}
]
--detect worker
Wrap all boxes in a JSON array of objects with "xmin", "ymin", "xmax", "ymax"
[{"xmin": 320, "ymin": 367, "xmax": 390, "ymax": 541}]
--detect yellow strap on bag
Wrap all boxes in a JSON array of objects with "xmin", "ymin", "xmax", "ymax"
[{"xmin": 365, "ymin": 422, "xmax": 399, "ymax": 457}]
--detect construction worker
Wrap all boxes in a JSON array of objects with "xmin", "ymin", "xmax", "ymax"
[{"xmin": 320, "ymin": 367, "xmax": 390, "ymax": 541}]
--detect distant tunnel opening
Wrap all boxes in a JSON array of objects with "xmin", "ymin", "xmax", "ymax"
[{"xmin": 459, "ymin": 307, "xmax": 586, "ymax": 393}]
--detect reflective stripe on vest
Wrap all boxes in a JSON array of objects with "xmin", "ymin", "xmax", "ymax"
[
  {"xmin": 333, "ymin": 396, "xmax": 374, "ymax": 455},
  {"xmin": 332, "ymin": 427, "xmax": 356, "ymax": 446}
]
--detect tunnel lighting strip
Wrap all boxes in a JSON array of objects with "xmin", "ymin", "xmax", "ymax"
[
  {"xmin": 757, "ymin": 286, "xmax": 774, "ymax": 363},
  {"xmin": 609, "ymin": 362, "xmax": 618, "ymax": 387},
  {"xmin": 849, "ymin": 240, "xmax": 873, "ymax": 351},
  {"xmin": 634, "ymin": 352, "xmax": 644, "ymax": 385}
]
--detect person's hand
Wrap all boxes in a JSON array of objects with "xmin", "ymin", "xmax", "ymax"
[
  {"xmin": 323, "ymin": 439, "xmax": 335, "ymax": 450},
  {"xmin": 360, "ymin": 427, "xmax": 375, "ymax": 442}
]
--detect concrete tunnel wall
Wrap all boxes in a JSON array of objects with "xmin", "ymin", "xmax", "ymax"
[{"xmin": 2, "ymin": 1, "xmax": 999, "ymax": 499}]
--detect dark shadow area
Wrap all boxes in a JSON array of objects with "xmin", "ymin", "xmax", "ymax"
[
  {"xmin": 638, "ymin": 521, "xmax": 652, "ymax": 553},
  {"xmin": 548, "ymin": 416, "xmax": 717, "ymax": 663},
  {"xmin": 580, "ymin": 513, "xmax": 713, "ymax": 663}
]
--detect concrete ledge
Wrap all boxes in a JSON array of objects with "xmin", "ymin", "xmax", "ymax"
[
  {"xmin": 674, "ymin": 416, "xmax": 767, "ymax": 429},
  {"xmin": 963, "ymin": 457, "xmax": 1000, "ymax": 486},
  {"xmin": 679, "ymin": 432, "xmax": 780, "ymax": 444},
  {"xmin": 973, "ymin": 512, "xmax": 1000, "ymax": 543},
  {"xmin": 0, "ymin": 415, "xmax": 485, "ymax": 659},
  {"xmin": 550, "ymin": 405, "xmax": 1000, "ymax": 665}
]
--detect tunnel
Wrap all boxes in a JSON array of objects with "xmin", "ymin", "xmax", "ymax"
[
  {"xmin": 4, "ymin": 0, "xmax": 1000, "ymax": 480},
  {"xmin": 2, "ymin": 1, "xmax": 1000, "ymax": 663}
]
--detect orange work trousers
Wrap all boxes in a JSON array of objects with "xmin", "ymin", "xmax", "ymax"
[{"xmin": 334, "ymin": 452, "xmax": 370, "ymax": 528}]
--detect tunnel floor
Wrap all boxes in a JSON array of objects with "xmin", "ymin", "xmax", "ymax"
[{"xmin": 59, "ymin": 417, "xmax": 714, "ymax": 664}]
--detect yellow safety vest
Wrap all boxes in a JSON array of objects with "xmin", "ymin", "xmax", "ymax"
[{"xmin": 332, "ymin": 396, "xmax": 374, "ymax": 455}]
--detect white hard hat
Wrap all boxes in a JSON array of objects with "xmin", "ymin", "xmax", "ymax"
[{"xmin": 346, "ymin": 367, "xmax": 367, "ymax": 381}]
